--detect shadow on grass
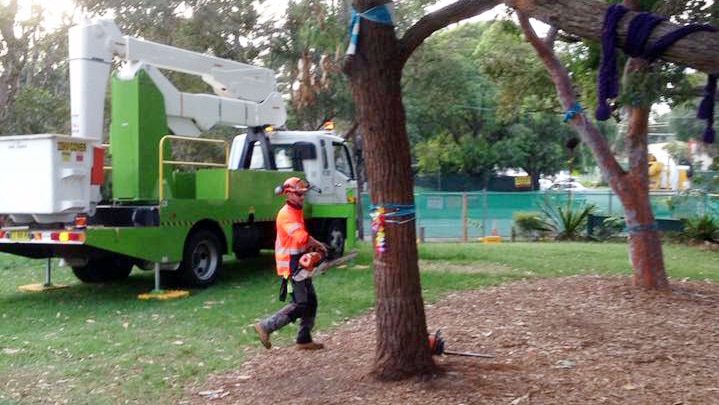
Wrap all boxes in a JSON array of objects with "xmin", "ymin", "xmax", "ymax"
[{"xmin": 0, "ymin": 252, "xmax": 278, "ymax": 307}]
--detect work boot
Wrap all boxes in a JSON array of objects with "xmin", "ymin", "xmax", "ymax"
[
  {"xmin": 256, "ymin": 306, "xmax": 295, "ymax": 349},
  {"xmin": 296, "ymin": 341, "xmax": 324, "ymax": 350},
  {"xmin": 254, "ymin": 323, "xmax": 272, "ymax": 349}
]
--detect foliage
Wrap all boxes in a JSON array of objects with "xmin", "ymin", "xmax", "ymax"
[
  {"xmin": 512, "ymin": 211, "xmax": 552, "ymax": 240},
  {"xmin": 681, "ymin": 214, "xmax": 719, "ymax": 244},
  {"xmin": 403, "ymin": 23, "xmax": 504, "ymax": 181},
  {"xmin": 10, "ymin": 86, "xmax": 70, "ymax": 134},
  {"xmin": 495, "ymin": 114, "xmax": 577, "ymax": 186},
  {"xmin": 539, "ymin": 196, "xmax": 597, "ymax": 240},
  {"xmin": 592, "ymin": 215, "xmax": 626, "ymax": 241},
  {"xmin": 0, "ymin": 2, "xmax": 72, "ymax": 135},
  {"xmin": 474, "ymin": 20, "xmax": 558, "ymax": 120},
  {"xmin": 267, "ymin": 0, "xmax": 354, "ymax": 131}
]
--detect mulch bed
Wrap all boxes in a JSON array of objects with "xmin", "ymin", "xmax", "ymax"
[{"xmin": 189, "ymin": 275, "xmax": 719, "ymax": 404}]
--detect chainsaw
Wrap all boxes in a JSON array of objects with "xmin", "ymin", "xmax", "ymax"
[
  {"xmin": 291, "ymin": 250, "xmax": 358, "ymax": 282},
  {"xmin": 428, "ymin": 329, "xmax": 495, "ymax": 358}
]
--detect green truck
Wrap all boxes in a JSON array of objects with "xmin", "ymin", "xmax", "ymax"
[{"xmin": 0, "ymin": 19, "xmax": 356, "ymax": 288}]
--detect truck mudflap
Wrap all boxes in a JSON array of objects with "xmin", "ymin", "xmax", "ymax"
[{"xmin": 0, "ymin": 228, "xmax": 86, "ymax": 245}]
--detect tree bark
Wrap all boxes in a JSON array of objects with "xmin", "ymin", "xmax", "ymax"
[
  {"xmin": 506, "ymin": 0, "xmax": 719, "ymax": 74},
  {"xmin": 619, "ymin": 0, "xmax": 668, "ymax": 289},
  {"xmin": 343, "ymin": 0, "xmax": 499, "ymax": 380},
  {"xmin": 516, "ymin": 11, "xmax": 668, "ymax": 289},
  {"xmin": 345, "ymin": 1, "xmax": 435, "ymax": 380}
]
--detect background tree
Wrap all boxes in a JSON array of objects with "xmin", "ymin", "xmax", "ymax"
[
  {"xmin": 404, "ymin": 22, "xmax": 501, "ymax": 186},
  {"xmin": 0, "ymin": 1, "xmax": 72, "ymax": 135},
  {"xmin": 496, "ymin": 114, "xmax": 576, "ymax": 188}
]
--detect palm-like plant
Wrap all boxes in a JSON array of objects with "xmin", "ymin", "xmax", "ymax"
[{"xmin": 539, "ymin": 196, "xmax": 597, "ymax": 240}]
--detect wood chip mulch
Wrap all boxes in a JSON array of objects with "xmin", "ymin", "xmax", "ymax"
[{"xmin": 189, "ymin": 275, "xmax": 719, "ymax": 404}]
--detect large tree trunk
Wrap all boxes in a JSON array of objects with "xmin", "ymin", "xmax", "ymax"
[
  {"xmin": 618, "ymin": 0, "xmax": 668, "ymax": 289},
  {"xmin": 344, "ymin": 1, "xmax": 436, "ymax": 379},
  {"xmin": 621, "ymin": 106, "xmax": 668, "ymax": 289}
]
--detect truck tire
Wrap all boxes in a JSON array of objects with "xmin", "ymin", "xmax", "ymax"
[
  {"xmin": 177, "ymin": 230, "xmax": 223, "ymax": 287},
  {"xmin": 72, "ymin": 256, "xmax": 134, "ymax": 283},
  {"xmin": 326, "ymin": 219, "xmax": 346, "ymax": 259}
]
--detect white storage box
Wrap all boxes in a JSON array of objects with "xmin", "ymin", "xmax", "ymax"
[{"xmin": 0, "ymin": 134, "xmax": 98, "ymax": 223}]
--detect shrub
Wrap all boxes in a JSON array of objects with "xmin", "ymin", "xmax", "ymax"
[
  {"xmin": 540, "ymin": 197, "xmax": 597, "ymax": 240},
  {"xmin": 513, "ymin": 211, "xmax": 552, "ymax": 240},
  {"xmin": 593, "ymin": 215, "xmax": 625, "ymax": 241},
  {"xmin": 681, "ymin": 215, "xmax": 719, "ymax": 244}
]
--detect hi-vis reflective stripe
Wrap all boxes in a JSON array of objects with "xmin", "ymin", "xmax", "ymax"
[
  {"xmin": 287, "ymin": 223, "xmax": 302, "ymax": 235},
  {"xmin": 276, "ymin": 260, "xmax": 290, "ymax": 268},
  {"xmin": 275, "ymin": 246, "xmax": 304, "ymax": 255}
]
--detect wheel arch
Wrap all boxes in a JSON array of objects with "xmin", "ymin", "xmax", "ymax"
[{"xmin": 188, "ymin": 219, "xmax": 228, "ymax": 255}]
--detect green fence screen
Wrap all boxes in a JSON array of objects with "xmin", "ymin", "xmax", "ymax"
[{"xmin": 360, "ymin": 191, "xmax": 718, "ymax": 240}]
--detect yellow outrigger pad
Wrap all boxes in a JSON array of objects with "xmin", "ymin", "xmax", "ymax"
[
  {"xmin": 138, "ymin": 290, "xmax": 190, "ymax": 301},
  {"xmin": 479, "ymin": 236, "xmax": 503, "ymax": 243},
  {"xmin": 18, "ymin": 283, "xmax": 70, "ymax": 293}
]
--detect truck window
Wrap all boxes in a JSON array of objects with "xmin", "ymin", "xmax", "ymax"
[
  {"xmin": 272, "ymin": 145, "xmax": 294, "ymax": 171},
  {"xmin": 333, "ymin": 143, "xmax": 354, "ymax": 179},
  {"xmin": 249, "ymin": 141, "xmax": 265, "ymax": 169}
]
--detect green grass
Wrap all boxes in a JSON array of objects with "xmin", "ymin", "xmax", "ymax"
[{"xmin": 0, "ymin": 241, "xmax": 716, "ymax": 404}]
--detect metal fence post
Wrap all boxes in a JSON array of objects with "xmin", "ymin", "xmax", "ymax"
[
  {"xmin": 482, "ymin": 188, "xmax": 488, "ymax": 237},
  {"xmin": 462, "ymin": 192, "xmax": 468, "ymax": 242}
]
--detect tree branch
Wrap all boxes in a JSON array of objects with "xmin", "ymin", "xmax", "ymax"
[
  {"xmin": 399, "ymin": 0, "xmax": 500, "ymax": 65},
  {"xmin": 517, "ymin": 11, "xmax": 626, "ymax": 185},
  {"xmin": 505, "ymin": 0, "xmax": 719, "ymax": 74}
]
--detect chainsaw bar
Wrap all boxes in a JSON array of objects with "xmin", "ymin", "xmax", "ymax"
[{"xmin": 293, "ymin": 251, "xmax": 358, "ymax": 281}]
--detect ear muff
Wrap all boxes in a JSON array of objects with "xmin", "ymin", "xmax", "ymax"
[{"xmin": 274, "ymin": 185, "xmax": 285, "ymax": 196}]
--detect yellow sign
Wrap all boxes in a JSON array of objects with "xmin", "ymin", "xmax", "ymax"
[
  {"xmin": 57, "ymin": 142, "xmax": 87, "ymax": 152},
  {"xmin": 9, "ymin": 231, "xmax": 29, "ymax": 241},
  {"xmin": 514, "ymin": 176, "xmax": 531, "ymax": 188}
]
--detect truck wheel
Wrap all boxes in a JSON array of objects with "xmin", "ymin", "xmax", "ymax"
[
  {"xmin": 72, "ymin": 256, "xmax": 134, "ymax": 283},
  {"xmin": 326, "ymin": 219, "xmax": 346, "ymax": 259},
  {"xmin": 178, "ymin": 230, "xmax": 223, "ymax": 287}
]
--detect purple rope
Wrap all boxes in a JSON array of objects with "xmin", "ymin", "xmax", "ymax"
[
  {"xmin": 596, "ymin": 5, "xmax": 629, "ymax": 121},
  {"xmin": 623, "ymin": 13, "xmax": 666, "ymax": 57},
  {"xmin": 596, "ymin": 6, "xmax": 718, "ymax": 143},
  {"xmin": 698, "ymin": 75, "xmax": 716, "ymax": 144},
  {"xmin": 643, "ymin": 24, "xmax": 718, "ymax": 60},
  {"xmin": 645, "ymin": 24, "xmax": 718, "ymax": 144}
]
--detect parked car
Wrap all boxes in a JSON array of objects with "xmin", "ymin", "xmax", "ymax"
[{"xmin": 548, "ymin": 179, "xmax": 588, "ymax": 192}]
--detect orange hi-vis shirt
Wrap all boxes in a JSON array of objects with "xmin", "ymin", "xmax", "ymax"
[{"xmin": 274, "ymin": 204, "xmax": 310, "ymax": 277}]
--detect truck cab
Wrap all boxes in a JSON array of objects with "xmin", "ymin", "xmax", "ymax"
[{"xmin": 228, "ymin": 129, "xmax": 357, "ymax": 206}]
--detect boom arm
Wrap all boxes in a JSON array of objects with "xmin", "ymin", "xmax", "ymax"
[{"xmin": 68, "ymin": 18, "xmax": 287, "ymax": 140}]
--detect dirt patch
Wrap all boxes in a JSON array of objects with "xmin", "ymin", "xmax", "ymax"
[{"xmin": 190, "ymin": 276, "xmax": 719, "ymax": 404}]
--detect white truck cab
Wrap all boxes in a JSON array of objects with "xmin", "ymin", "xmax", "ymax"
[{"xmin": 228, "ymin": 129, "xmax": 357, "ymax": 205}]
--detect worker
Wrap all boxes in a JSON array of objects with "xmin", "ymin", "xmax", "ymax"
[
  {"xmin": 255, "ymin": 177, "xmax": 328, "ymax": 350},
  {"xmin": 648, "ymin": 153, "xmax": 664, "ymax": 189}
]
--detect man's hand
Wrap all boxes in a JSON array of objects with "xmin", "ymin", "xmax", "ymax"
[{"xmin": 309, "ymin": 237, "xmax": 329, "ymax": 255}]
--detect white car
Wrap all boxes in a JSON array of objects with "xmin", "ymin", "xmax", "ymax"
[{"xmin": 548, "ymin": 180, "xmax": 588, "ymax": 192}]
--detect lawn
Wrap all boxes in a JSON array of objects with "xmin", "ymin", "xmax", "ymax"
[{"xmin": 0, "ymin": 241, "xmax": 715, "ymax": 404}]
